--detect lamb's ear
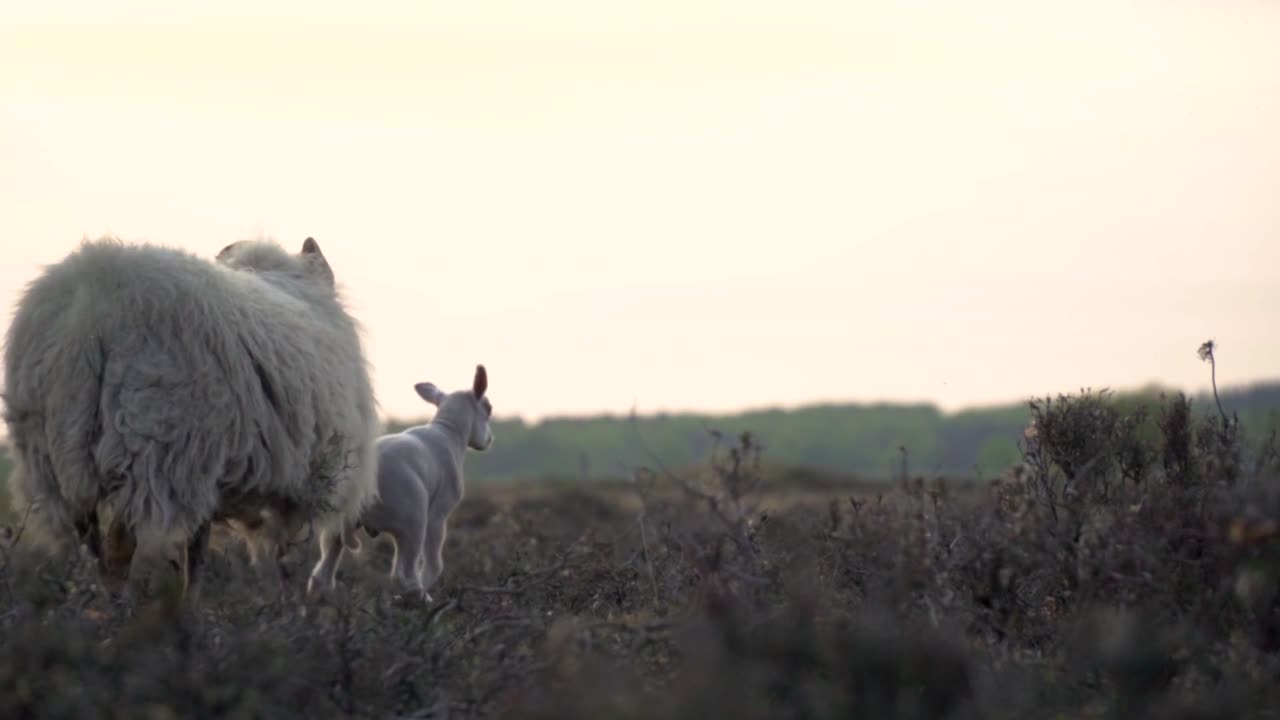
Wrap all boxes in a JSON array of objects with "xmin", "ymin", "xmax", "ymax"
[
  {"xmin": 415, "ymin": 382, "xmax": 446, "ymax": 406},
  {"xmin": 473, "ymin": 365, "xmax": 488, "ymax": 398}
]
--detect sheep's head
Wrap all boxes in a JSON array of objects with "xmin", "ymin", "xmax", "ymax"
[
  {"xmin": 414, "ymin": 364, "xmax": 495, "ymax": 452},
  {"xmin": 215, "ymin": 236, "xmax": 336, "ymax": 288}
]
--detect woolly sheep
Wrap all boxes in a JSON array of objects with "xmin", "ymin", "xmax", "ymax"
[
  {"xmin": 307, "ymin": 365, "xmax": 494, "ymax": 601},
  {"xmin": 1, "ymin": 236, "xmax": 380, "ymax": 602}
]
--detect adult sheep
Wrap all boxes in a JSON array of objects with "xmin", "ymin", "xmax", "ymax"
[{"xmin": 1, "ymin": 236, "xmax": 380, "ymax": 602}]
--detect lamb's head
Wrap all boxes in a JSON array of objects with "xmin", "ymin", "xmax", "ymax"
[
  {"xmin": 215, "ymin": 236, "xmax": 336, "ymax": 288},
  {"xmin": 414, "ymin": 365, "xmax": 495, "ymax": 452}
]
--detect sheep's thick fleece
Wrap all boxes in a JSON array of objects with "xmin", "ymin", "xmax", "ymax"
[{"xmin": 1, "ymin": 237, "xmax": 380, "ymax": 549}]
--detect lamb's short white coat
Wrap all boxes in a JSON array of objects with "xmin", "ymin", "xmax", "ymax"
[{"xmin": 308, "ymin": 365, "xmax": 494, "ymax": 600}]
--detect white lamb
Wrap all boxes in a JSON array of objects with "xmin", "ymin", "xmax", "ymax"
[{"xmin": 308, "ymin": 364, "xmax": 494, "ymax": 601}]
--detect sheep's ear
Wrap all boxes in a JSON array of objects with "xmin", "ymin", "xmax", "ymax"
[
  {"xmin": 473, "ymin": 365, "xmax": 488, "ymax": 398},
  {"xmin": 216, "ymin": 241, "xmax": 241, "ymax": 262},
  {"xmin": 415, "ymin": 382, "xmax": 446, "ymax": 406},
  {"xmin": 300, "ymin": 237, "xmax": 335, "ymax": 283}
]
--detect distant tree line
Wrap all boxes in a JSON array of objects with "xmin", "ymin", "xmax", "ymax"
[
  {"xmin": 1, "ymin": 382, "xmax": 1277, "ymax": 494},
  {"xmin": 388, "ymin": 381, "xmax": 1280, "ymax": 484}
]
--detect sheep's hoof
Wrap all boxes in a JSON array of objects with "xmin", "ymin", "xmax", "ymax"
[{"xmin": 390, "ymin": 589, "xmax": 432, "ymax": 607}]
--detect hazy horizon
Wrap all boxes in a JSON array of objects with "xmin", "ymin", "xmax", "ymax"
[{"xmin": 1, "ymin": 0, "xmax": 1277, "ymax": 425}]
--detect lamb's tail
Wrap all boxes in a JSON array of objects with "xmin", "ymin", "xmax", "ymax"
[{"xmin": 342, "ymin": 524, "xmax": 362, "ymax": 552}]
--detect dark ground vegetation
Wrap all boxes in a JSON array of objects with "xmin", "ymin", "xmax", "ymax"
[{"xmin": 1, "ymin": 388, "xmax": 1280, "ymax": 719}]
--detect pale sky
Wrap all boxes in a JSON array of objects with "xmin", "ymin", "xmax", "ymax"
[{"xmin": 1, "ymin": 0, "xmax": 1277, "ymax": 424}]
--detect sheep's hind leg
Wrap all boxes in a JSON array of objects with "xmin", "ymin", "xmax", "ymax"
[
  {"xmin": 224, "ymin": 511, "xmax": 289, "ymax": 600},
  {"xmin": 180, "ymin": 522, "xmax": 211, "ymax": 605},
  {"xmin": 76, "ymin": 510, "xmax": 126, "ymax": 598},
  {"xmin": 245, "ymin": 539, "xmax": 281, "ymax": 599},
  {"xmin": 307, "ymin": 528, "xmax": 345, "ymax": 597},
  {"xmin": 74, "ymin": 511, "xmax": 104, "ymax": 567},
  {"xmin": 100, "ymin": 514, "xmax": 137, "ymax": 598}
]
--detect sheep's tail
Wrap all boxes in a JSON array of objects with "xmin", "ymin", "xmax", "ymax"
[{"xmin": 341, "ymin": 524, "xmax": 362, "ymax": 552}]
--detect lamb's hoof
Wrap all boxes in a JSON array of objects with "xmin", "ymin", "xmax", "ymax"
[{"xmin": 306, "ymin": 574, "xmax": 335, "ymax": 594}]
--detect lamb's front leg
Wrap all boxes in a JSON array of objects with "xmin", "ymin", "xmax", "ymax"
[{"xmin": 307, "ymin": 527, "xmax": 346, "ymax": 596}]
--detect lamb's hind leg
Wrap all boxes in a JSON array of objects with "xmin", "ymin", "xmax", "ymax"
[
  {"xmin": 391, "ymin": 520, "xmax": 428, "ymax": 599},
  {"xmin": 420, "ymin": 517, "xmax": 448, "ymax": 602}
]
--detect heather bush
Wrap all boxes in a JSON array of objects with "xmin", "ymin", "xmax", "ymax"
[{"xmin": 0, "ymin": 378, "xmax": 1278, "ymax": 718}]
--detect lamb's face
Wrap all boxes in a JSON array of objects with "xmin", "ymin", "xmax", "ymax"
[
  {"xmin": 468, "ymin": 394, "xmax": 495, "ymax": 452},
  {"xmin": 414, "ymin": 364, "xmax": 495, "ymax": 452}
]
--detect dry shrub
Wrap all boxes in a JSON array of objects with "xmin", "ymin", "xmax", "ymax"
[{"xmin": 0, "ymin": 392, "xmax": 1278, "ymax": 719}]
